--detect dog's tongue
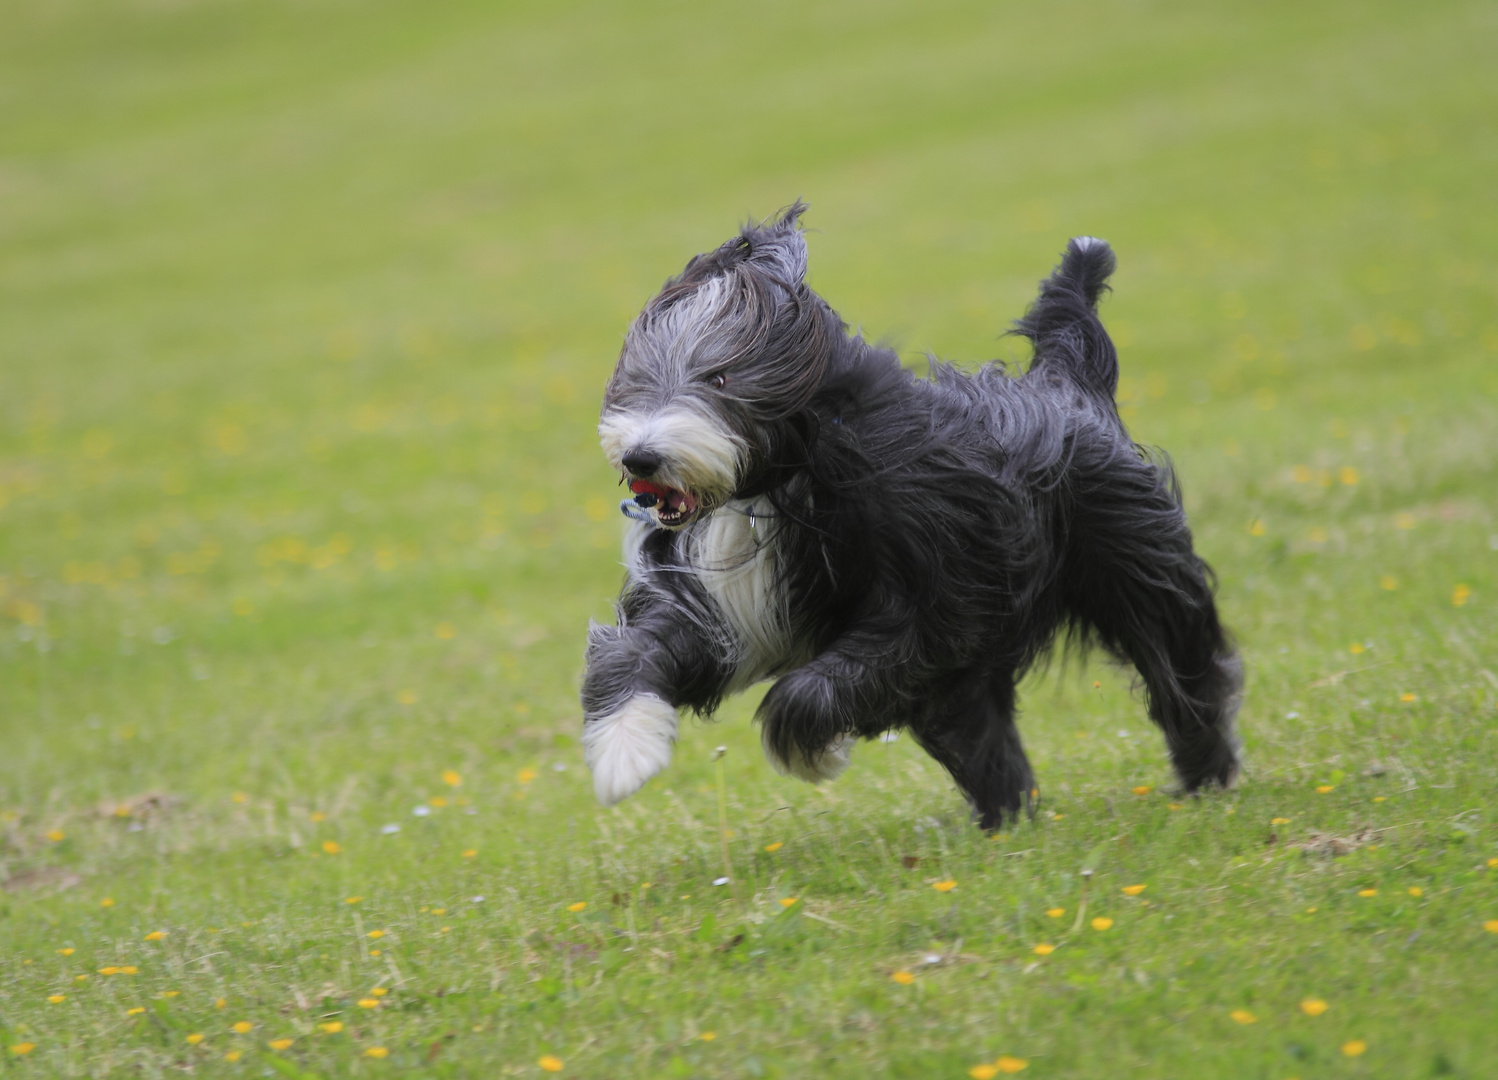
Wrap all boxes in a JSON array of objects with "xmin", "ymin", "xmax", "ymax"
[
  {"xmin": 629, "ymin": 479, "xmax": 672, "ymax": 501},
  {"xmin": 628, "ymin": 479, "xmax": 697, "ymax": 516}
]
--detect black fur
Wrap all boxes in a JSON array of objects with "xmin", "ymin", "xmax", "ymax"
[{"xmin": 583, "ymin": 207, "xmax": 1241, "ymax": 826}]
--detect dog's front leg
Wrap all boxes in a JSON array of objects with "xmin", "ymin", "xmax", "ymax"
[
  {"xmin": 580, "ymin": 589, "xmax": 731, "ymax": 807},
  {"xmin": 756, "ymin": 649, "xmax": 883, "ymax": 784}
]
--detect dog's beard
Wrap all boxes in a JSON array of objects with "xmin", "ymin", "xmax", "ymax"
[{"xmin": 598, "ymin": 405, "xmax": 745, "ymax": 529}]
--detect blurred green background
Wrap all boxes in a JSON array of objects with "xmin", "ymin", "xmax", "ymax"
[{"xmin": 2, "ymin": 0, "xmax": 1496, "ymax": 1076}]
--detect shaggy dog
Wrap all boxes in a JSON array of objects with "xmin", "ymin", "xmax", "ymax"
[{"xmin": 580, "ymin": 205, "xmax": 1241, "ymax": 827}]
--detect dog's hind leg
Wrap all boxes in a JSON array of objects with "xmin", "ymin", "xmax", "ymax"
[
  {"xmin": 1066, "ymin": 455, "xmax": 1243, "ymax": 792},
  {"xmin": 911, "ymin": 672, "xmax": 1036, "ymax": 830}
]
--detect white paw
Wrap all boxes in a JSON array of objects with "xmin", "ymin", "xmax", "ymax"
[
  {"xmin": 582, "ymin": 694, "xmax": 678, "ymax": 807},
  {"xmin": 763, "ymin": 730, "xmax": 855, "ymax": 783}
]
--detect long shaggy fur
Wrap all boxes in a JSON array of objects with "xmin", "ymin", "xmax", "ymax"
[{"xmin": 581, "ymin": 205, "xmax": 1242, "ymax": 824}]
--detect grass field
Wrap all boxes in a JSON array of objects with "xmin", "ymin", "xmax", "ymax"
[{"xmin": 3, "ymin": 0, "xmax": 1497, "ymax": 1075}]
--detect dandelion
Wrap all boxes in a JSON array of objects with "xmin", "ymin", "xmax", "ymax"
[
  {"xmin": 121, "ymin": 966, "xmax": 138, "ymax": 974},
  {"xmin": 319, "ymin": 1022, "xmax": 343, "ymax": 1033},
  {"xmin": 995, "ymin": 1057, "xmax": 1028, "ymax": 1073},
  {"xmin": 127, "ymin": 1007, "xmax": 146, "ymax": 1016},
  {"xmin": 309, "ymin": 811, "xmax": 326, "ymax": 822},
  {"xmin": 1394, "ymin": 512, "xmax": 1416, "ymax": 530},
  {"xmin": 1488, "ymin": 859, "xmax": 1498, "ymax": 870},
  {"xmin": 518, "ymin": 768, "xmax": 538, "ymax": 784},
  {"xmin": 365, "ymin": 1047, "xmax": 389, "ymax": 1059},
  {"xmin": 1379, "ymin": 575, "xmax": 1398, "ymax": 590},
  {"xmin": 891, "ymin": 970, "xmax": 916, "ymax": 984},
  {"xmin": 429, "ymin": 796, "xmax": 448, "ymax": 808},
  {"xmin": 1342, "ymin": 1040, "xmax": 1367, "ymax": 1057},
  {"xmin": 1306, "ymin": 907, "xmax": 1317, "ymax": 914},
  {"xmin": 1349, "ymin": 642, "xmax": 1365, "ymax": 654},
  {"xmin": 1300, "ymin": 999, "xmax": 1328, "ymax": 1017},
  {"xmin": 369, "ymin": 949, "xmax": 381, "ymax": 956},
  {"xmin": 462, "ymin": 849, "xmax": 478, "ymax": 858},
  {"xmin": 1451, "ymin": 584, "xmax": 1471, "ymax": 607},
  {"xmin": 232, "ymin": 792, "xmax": 248, "ymax": 804},
  {"xmin": 779, "ymin": 897, "xmax": 798, "ymax": 908},
  {"xmin": 764, "ymin": 842, "xmax": 783, "ymax": 853},
  {"xmin": 1338, "ymin": 466, "xmax": 1359, "ymax": 485},
  {"xmin": 1358, "ymin": 889, "xmax": 1378, "ymax": 898},
  {"xmin": 1408, "ymin": 887, "xmax": 1424, "ymax": 897},
  {"xmin": 47, "ymin": 995, "xmax": 65, "ymax": 1004},
  {"xmin": 370, "ymin": 988, "xmax": 389, "ymax": 997},
  {"xmin": 970, "ymin": 1067, "xmax": 999, "ymax": 1079},
  {"xmin": 1091, "ymin": 917, "xmax": 1113, "ymax": 931},
  {"xmin": 431, "ymin": 908, "xmax": 446, "ymax": 916},
  {"xmin": 322, "ymin": 841, "xmax": 341, "ymax": 855},
  {"xmin": 1400, "ymin": 693, "xmax": 1416, "ymax": 703},
  {"xmin": 367, "ymin": 929, "xmax": 385, "ymax": 939},
  {"xmin": 933, "ymin": 880, "xmax": 957, "ymax": 892},
  {"xmin": 224, "ymin": 1051, "xmax": 241, "ymax": 1062},
  {"xmin": 1131, "ymin": 786, "xmax": 1152, "ymax": 796},
  {"xmin": 98, "ymin": 967, "xmax": 121, "ymax": 976},
  {"xmin": 358, "ymin": 998, "xmax": 380, "ymax": 1009},
  {"xmin": 144, "ymin": 931, "xmax": 166, "ymax": 941},
  {"xmin": 232, "ymin": 1021, "xmax": 254, "ymax": 1034},
  {"xmin": 442, "ymin": 769, "xmax": 462, "ymax": 787},
  {"xmin": 1271, "ymin": 817, "xmax": 1290, "ymax": 825},
  {"xmin": 100, "ymin": 897, "xmax": 115, "ymax": 908},
  {"xmin": 57, "ymin": 947, "xmax": 74, "ymax": 956},
  {"xmin": 1045, "ymin": 908, "xmax": 1064, "ymax": 918},
  {"xmin": 75, "ymin": 975, "xmax": 87, "ymax": 982},
  {"xmin": 1168, "ymin": 803, "xmax": 1185, "ymax": 811},
  {"xmin": 215, "ymin": 998, "xmax": 226, "ymax": 1008},
  {"xmin": 1122, "ymin": 885, "xmax": 1147, "ymax": 896},
  {"xmin": 1483, "ymin": 920, "xmax": 1498, "ymax": 933},
  {"xmin": 1032, "ymin": 944, "xmax": 1055, "ymax": 956},
  {"xmin": 1373, "ymin": 796, "xmax": 1387, "ymax": 802},
  {"xmin": 345, "ymin": 896, "xmax": 362, "ymax": 904},
  {"xmin": 538, "ymin": 1055, "xmax": 564, "ymax": 1072},
  {"xmin": 700, "ymin": 1032, "xmax": 716, "ymax": 1041},
  {"xmin": 1316, "ymin": 785, "xmax": 1334, "ymax": 794},
  {"xmin": 397, "ymin": 690, "xmax": 418, "ymax": 705},
  {"xmin": 1248, "ymin": 519, "xmax": 1266, "ymax": 536},
  {"xmin": 268, "ymin": 1039, "xmax": 293, "ymax": 1051},
  {"xmin": 186, "ymin": 1034, "xmax": 204, "ymax": 1045},
  {"xmin": 1230, "ymin": 1009, "xmax": 1257, "ymax": 1024},
  {"xmin": 46, "ymin": 830, "xmax": 65, "ymax": 842},
  {"xmin": 436, "ymin": 622, "xmax": 457, "ymax": 640},
  {"xmin": 9, "ymin": 1044, "xmax": 36, "ymax": 1056}
]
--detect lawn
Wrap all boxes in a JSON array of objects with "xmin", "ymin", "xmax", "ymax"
[{"xmin": 1, "ymin": 0, "xmax": 1496, "ymax": 1075}]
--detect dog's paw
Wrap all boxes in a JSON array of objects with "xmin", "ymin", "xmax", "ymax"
[
  {"xmin": 582, "ymin": 694, "xmax": 678, "ymax": 807},
  {"xmin": 763, "ymin": 730, "xmax": 855, "ymax": 783}
]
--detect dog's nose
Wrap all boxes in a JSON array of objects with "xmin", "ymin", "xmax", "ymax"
[{"xmin": 621, "ymin": 449, "xmax": 662, "ymax": 477}]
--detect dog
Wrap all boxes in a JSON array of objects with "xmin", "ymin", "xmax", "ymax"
[{"xmin": 580, "ymin": 204, "xmax": 1241, "ymax": 827}]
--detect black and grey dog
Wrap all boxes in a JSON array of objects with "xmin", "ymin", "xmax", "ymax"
[{"xmin": 581, "ymin": 204, "xmax": 1241, "ymax": 827}]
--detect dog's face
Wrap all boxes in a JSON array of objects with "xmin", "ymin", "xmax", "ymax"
[{"xmin": 599, "ymin": 206, "xmax": 834, "ymax": 528}]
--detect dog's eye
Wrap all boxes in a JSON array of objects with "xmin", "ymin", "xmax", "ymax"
[{"xmin": 710, "ymin": 374, "xmax": 727, "ymax": 390}]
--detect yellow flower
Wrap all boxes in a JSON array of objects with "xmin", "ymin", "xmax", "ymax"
[
  {"xmin": 186, "ymin": 1034, "xmax": 204, "ymax": 1045},
  {"xmin": 1483, "ymin": 920, "xmax": 1498, "ymax": 933},
  {"xmin": 700, "ymin": 1031, "xmax": 716, "ymax": 1041},
  {"xmin": 1316, "ymin": 785, "xmax": 1334, "ymax": 794},
  {"xmin": 46, "ymin": 830, "xmax": 65, "ymax": 843},
  {"xmin": 1300, "ymin": 999, "xmax": 1328, "ymax": 1017},
  {"xmin": 431, "ymin": 908, "xmax": 446, "ymax": 916},
  {"xmin": 365, "ymin": 1047, "xmax": 389, "ymax": 1059},
  {"xmin": 1358, "ymin": 889, "xmax": 1378, "ymax": 898},
  {"xmin": 995, "ymin": 1058, "xmax": 1029, "ymax": 1074},
  {"xmin": 367, "ymin": 929, "xmax": 385, "ymax": 939},
  {"xmin": 232, "ymin": 792, "xmax": 248, "ymax": 804},
  {"xmin": 309, "ymin": 811, "xmax": 326, "ymax": 822},
  {"xmin": 47, "ymin": 995, "xmax": 65, "ymax": 1004},
  {"xmin": 268, "ymin": 1038, "xmax": 293, "ymax": 1051},
  {"xmin": 1045, "ymin": 908, "xmax": 1064, "ymax": 918},
  {"xmin": 891, "ymin": 970, "xmax": 916, "ymax": 985},
  {"xmin": 435, "ymin": 622, "xmax": 457, "ymax": 640},
  {"xmin": 98, "ymin": 967, "xmax": 121, "ymax": 976},
  {"xmin": 1400, "ymin": 693, "xmax": 1416, "ymax": 703},
  {"xmin": 1342, "ymin": 1040, "xmax": 1367, "ymax": 1057},
  {"xmin": 1486, "ymin": 858, "xmax": 1498, "ymax": 870},
  {"xmin": 763, "ymin": 842, "xmax": 783, "ymax": 853},
  {"xmin": 144, "ymin": 931, "xmax": 165, "ymax": 941},
  {"xmin": 322, "ymin": 841, "xmax": 341, "ymax": 855},
  {"xmin": 1091, "ymin": 917, "xmax": 1113, "ymax": 931},
  {"xmin": 370, "ymin": 988, "xmax": 389, "ymax": 998},
  {"xmin": 1338, "ymin": 466, "xmax": 1359, "ymax": 485},
  {"xmin": 1122, "ymin": 884, "xmax": 1147, "ymax": 896},
  {"xmin": 518, "ymin": 768, "xmax": 538, "ymax": 784},
  {"xmin": 224, "ymin": 1051, "xmax": 241, "ymax": 1062},
  {"xmin": 369, "ymin": 948, "xmax": 382, "ymax": 956},
  {"xmin": 232, "ymin": 1021, "xmax": 254, "ymax": 1034},
  {"xmin": 345, "ymin": 896, "xmax": 362, "ymax": 904},
  {"xmin": 1131, "ymin": 786, "xmax": 1152, "ymax": 796},
  {"xmin": 932, "ymin": 880, "xmax": 957, "ymax": 892},
  {"xmin": 442, "ymin": 769, "xmax": 462, "ymax": 787},
  {"xmin": 57, "ymin": 948, "xmax": 74, "ymax": 956},
  {"xmin": 1306, "ymin": 907, "xmax": 1317, "ymax": 914},
  {"xmin": 8, "ymin": 1044, "xmax": 36, "ymax": 1056},
  {"xmin": 1168, "ymin": 803, "xmax": 1185, "ymax": 811},
  {"xmin": 538, "ymin": 1056, "xmax": 564, "ymax": 1072},
  {"xmin": 319, "ymin": 1022, "xmax": 343, "ymax": 1033},
  {"xmin": 397, "ymin": 689, "xmax": 418, "ymax": 705},
  {"xmin": 779, "ymin": 897, "xmax": 798, "ymax": 908},
  {"xmin": 1408, "ymin": 887, "xmax": 1423, "ymax": 897},
  {"xmin": 120, "ymin": 966, "xmax": 138, "ymax": 974},
  {"xmin": 462, "ymin": 848, "xmax": 478, "ymax": 858},
  {"xmin": 1451, "ymin": 584, "xmax": 1471, "ymax": 607},
  {"xmin": 75, "ymin": 975, "xmax": 88, "ymax": 983},
  {"xmin": 429, "ymin": 796, "xmax": 448, "ymax": 808},
  {"xmin": 1348, "ymin": 642, "xmax": 1365, "ymax": 654},
  {"xmin": 970, "ymin": 1067, "xmax": 999, "ymax": 1079},
  {"xmin": 1032, "ymin": 943, "xmax": 1055, "ymax": 956},
  {"xmin": 359, "ymin": 997, "xmax": 380, "ymax": 1009},
  {"xmin": 1230, "ymin": 1009, "xmax": 1257, "ymax": 1025},
  {"xmin": 1373, "ymin": 796, "xmax": 1387, "ymax": 803},
  {"xmin": 566, "ymin": 902, "xmax": 587, "ymax": 913},
  {"xmin": 127, "ymin": 1007, "xmax": 146, "ymax": 1016},
  {"xmin": 215, "ymin": 998, "xmax": 226, "ymax": 1008}
]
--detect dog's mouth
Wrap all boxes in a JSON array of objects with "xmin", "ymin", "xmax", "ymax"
[{"xmin": 627, "ymin": 478, "xmax": 701, "ymax": 528}]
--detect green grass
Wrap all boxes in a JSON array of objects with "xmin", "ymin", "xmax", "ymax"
[{"xmin": 3, "ymin": 0, "xmax": 1498, "ymax": 1075}]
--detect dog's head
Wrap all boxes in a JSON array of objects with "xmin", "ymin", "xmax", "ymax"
[{"xmin": 599, "ymin": 204, "xmax": 836, "ymax": 528}]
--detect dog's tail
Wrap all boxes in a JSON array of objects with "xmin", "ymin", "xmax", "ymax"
[{"xmin": 1013, "ymin": 236, "xmax": 1119, "ymax": 398}]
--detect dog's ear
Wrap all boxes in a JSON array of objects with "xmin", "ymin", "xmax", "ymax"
[{"xmin": 738, "ymin": 201, "xmax": 809, "ymax": 291}]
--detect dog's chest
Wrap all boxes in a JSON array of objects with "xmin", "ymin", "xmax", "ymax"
[{"xmin": 683, "ymin": 499, "xmax": 792, "ymax": 688}]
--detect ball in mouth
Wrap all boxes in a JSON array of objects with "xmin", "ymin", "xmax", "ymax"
[{"xmin": 628, "ymin": 478, "xmax": 700, "ymax": 527}]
